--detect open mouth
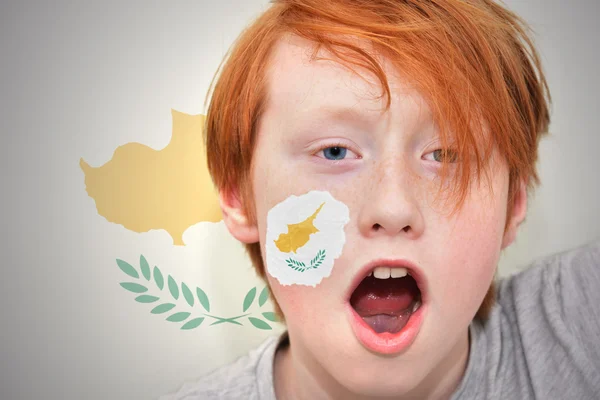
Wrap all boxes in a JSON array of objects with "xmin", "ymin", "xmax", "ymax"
[{"xmin": 350, "ymin": 266, "xmax": 422, "ymax": 334}]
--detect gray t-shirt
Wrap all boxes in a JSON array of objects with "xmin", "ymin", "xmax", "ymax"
[{"xmin": 161, "ymin": 241, "xmax": 600, "ymax": 399}]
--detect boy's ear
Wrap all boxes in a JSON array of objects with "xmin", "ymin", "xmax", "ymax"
[
  {"xmin": 501, "ymin": 179, "xmax": 528, "ymax": 250},
  {"xmin": 219, "ymin": 188, "xmax": 260, "ymax": 244}
]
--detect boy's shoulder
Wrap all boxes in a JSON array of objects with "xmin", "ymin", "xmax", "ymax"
[
  {"xmin": 460, "ymin": 240, "xmax": 600, "ymax": 399},
  {"xmin": 455, "ymin": 241, "xmax": 600, "ymax": 400},
  {"xmin": 497, "ymin": 239, "xmax": 600, "ymax": 339},
  {"xmin": 160, "ymin": 332, "xmax": 287, "ymax": 400},
  {"xmin": 499, "ymin": 239, "xmax": 600, "ymax": 305}
]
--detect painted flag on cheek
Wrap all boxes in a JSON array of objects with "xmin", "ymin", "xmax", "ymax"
[{"xmin": 266, "ymin": 191, "xmax": 350, "ymax": 287}]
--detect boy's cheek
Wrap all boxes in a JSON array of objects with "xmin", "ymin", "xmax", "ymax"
[
  {"xmin": 267, "ymin": 278, "xmax": 325, "ymax": 321},
  {"xmin": 262, "ymin": 190, "xmax": 351, "ymax": 288},
  {"xmin": 252, "ymin": 150, "xmax": 365, "ymax": 210}
]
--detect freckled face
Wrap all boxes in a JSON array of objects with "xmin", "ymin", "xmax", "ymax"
[{"xmin": 250, "ymin": 36, "xmax": 510, "ymax": 396}]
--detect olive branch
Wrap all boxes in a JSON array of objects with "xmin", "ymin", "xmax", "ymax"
[
  {"xmin": 117, "ymin": 255, "xmax": 280, "ymax": 330},
  {"xmin": 285, "ymin": 249, "xmax": 326, "ymax": 273}
]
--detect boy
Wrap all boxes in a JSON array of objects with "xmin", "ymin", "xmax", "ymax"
[{"xmin": 164, "ymin": 0, "xmax": 600, "ymax": 398}]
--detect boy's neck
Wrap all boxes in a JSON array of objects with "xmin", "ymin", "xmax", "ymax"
[{"xmin": 273, "ymin": 329, "xmax": 470, "ymax": 400}]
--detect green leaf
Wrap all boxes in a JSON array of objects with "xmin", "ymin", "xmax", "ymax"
[
  {"xmin": 116, "ymin": 259, "xmax": 139, "ymax": 279},
  {"xmin": 181, "ymin": 283, "xmax": 194, "ymax": 307},
  {"xmin": 310, "ymin": 249, "xmax": 326, "ymax": 268},
  {"xmin": 243, "ymin": 287, "xmax": 257, "ymax": 312},
  {"xmin": 168, "ymin": 275, "xmax": 179, "ymax": 300},
  {"xmin": 153, "ymin": 266, "xmax": 164, "ymax": 290},
  {"xmin": 139, "ymin": 255, "xmax": 151, "ymax": 281},
  {"xmin": 120, "ymin": 282, "xmax": 147, "ymax": 293},
  {"xmin": 262, "ymin": 312, "xmax": 278, "ymax": 322},
  {"xmin": 248, "ymin": 317, "xmax": 271, "ymax": 330},
  {"xmin": 181, "ymin": 317, "xmax": 204, "ymax": 330},
  {"xmin": 258, "ymin": 287, "xmax": 269, "ymax": 307},
  {"xmin": 196, "ymin": 287, "xmax": 210, "ymax": 312},
  {"xmin": 151, "ymin": 303, "xmax": 176, "ymax": 314},
  {"xmin": 135, "ymin": 295, "xmax": 159, "ymax": 303},
  {"xmin": 311, "ymin": 252, "xmax": 320, "ymax": 265},
  {"xmin": 166, "ymin": 312, "xmax": 190, "ymax": 322}
]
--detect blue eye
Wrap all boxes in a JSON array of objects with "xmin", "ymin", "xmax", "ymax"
[{"xmin": 322, "ymin": 146, "xmax": 348, "ymax": 160}]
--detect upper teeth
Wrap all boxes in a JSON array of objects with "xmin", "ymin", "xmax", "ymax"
[{"xmin": 371, "ymin": 267, "xmax": 408, "ymax": 279}]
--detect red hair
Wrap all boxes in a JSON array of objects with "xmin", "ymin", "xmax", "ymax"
[{"xmin": 205, "ymin": 0, "xmax": 551, "ymax": 320}]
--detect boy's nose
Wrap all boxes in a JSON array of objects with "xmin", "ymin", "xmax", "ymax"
[{"xmin": 357, "ymin": 161, "xmax": 425, "ymax": 240}]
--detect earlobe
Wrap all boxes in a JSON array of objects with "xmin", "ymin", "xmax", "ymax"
[
  {"xmin": 501, "ymin": 179, "xmax": 528, "ymax": 250},
  {"xmin": 219, "ymin": 188, "xmax": 260, "ymax": 244}
]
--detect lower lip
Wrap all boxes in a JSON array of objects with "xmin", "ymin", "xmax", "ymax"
[{"xmin": 346, "ymin": 302, "xmax": 426, "ymax": 355}]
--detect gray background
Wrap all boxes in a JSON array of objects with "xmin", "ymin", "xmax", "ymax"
[{"xmin": 1, "ymin": 1, "xmax": 599, "ymax": 399}]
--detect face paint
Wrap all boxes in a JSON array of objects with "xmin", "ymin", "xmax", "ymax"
[{"xmin": 266, "ymin": 190, "xmax": 350, "ymax": 287}]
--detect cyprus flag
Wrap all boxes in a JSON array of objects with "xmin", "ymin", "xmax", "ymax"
[{"xmin": 266, "ymin": 191, "xmax": 350, "ymax": 287}]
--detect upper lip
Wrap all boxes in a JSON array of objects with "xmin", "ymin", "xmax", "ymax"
[{"xmin": 345, "ymin": 258, "xmax": 428, "ymax": 303}]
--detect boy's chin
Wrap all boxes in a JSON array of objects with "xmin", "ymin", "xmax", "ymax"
[{"xmin": 325, "ymin": 353, "xmax": 435, "ymax": 399}]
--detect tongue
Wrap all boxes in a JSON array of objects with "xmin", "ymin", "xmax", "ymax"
[{"xmin": 350, "ymin": 275, "xmax": 420, "ymax": 334}]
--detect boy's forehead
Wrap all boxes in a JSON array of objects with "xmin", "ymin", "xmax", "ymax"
[
  {"xmin": 264, "ymin": 35, "xmax": 433, "ymax": 123},
  {"xmin": 262, "ymin": 35, "xmax": 498, "ymax": 168}
]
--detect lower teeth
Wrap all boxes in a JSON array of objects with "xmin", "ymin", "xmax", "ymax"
[{"xmin": 411, "ymin": 300, "xmax": 421, "ymax": 313}]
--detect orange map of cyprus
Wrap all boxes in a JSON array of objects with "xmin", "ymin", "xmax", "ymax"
[
  {"xmin": 80, "ymin": 110, "xmax": 221, "ymax": 245},
  {"xmin": 274, "ymin": 203, "xmax": 325, "ymax": 253}
]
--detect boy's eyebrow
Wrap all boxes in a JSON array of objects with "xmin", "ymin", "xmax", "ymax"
[
  {"xmin": 300, "ymin": 104, "xmax": 378, "ymax": 128},
  {"xmin": 315, "ymin": 105, "xmax": 372, "ymax": 120}
]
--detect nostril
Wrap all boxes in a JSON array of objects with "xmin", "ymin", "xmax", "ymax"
[{"xmin": 372, "ymin": 224, "xmax": 411, "ymax": 233}]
